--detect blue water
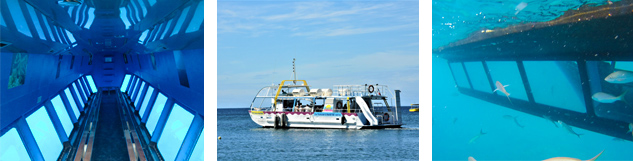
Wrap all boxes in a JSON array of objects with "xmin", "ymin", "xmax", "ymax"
[{"xmin": 217, "ymin": 107, "xmax": 419, "ymax": 160}]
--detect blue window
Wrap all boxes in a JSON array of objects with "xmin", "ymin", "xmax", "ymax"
[
  {"xmin": 189, "ymin": 129, "xmax": 204, "ymax": 161},
  {"xmin": 72, "ymin": 83, "xmax": 85, "ymax": 108},
  {"xmin": 157, "ymin": 103, "xmax": 194, "ymax": 161},
  {"xmin": 74, "ymin": 5, "xmax": 84, "ymax": 25},
  {"xmin": 146, "ymin": 92, "xmax": 167, "ymax": 134},
  {"xmin": 52, "ymin": 95, "xmax": 74, "ymax": 136},
  {"xmin": 66, "ymin": 6, "xmax": 75, "ymax": 17},
  {"xmin": 139, "ymin": 86, "xmax": 154, "ymax": 119},
  {"xmin": 7, "ymin": 0, "xmax": 33, "ymax": 37},
  {"xmin": 54, "ymin": 27, "xmax": 67, "ymax": 44},
  {"xmin": 26, "ymin": 107, "xmax": 63, "ymax": 161},
  {"xmin": 0, "ymin": 128, "xmax": 31, "ymax": 161},
  {"xmin": 152, "ymin": 23, "xmax": 165, "ymax": 41},
  {"xmin": 65, "ymin": 29, "xmax": 76, "ymax": 44},
  {"xmin": 121, "ymin": 74, "xmax": 132, "ymax": 92},
  {"xmin": 42, "ymin": 16, "xmax": 56, "ymax": 42},
  {"xmin": 86, "ymin": 75, "xmax": 98, "ymax": 92},
  {"xmin": 129, "ymin": 1, "xmax": 140, "ymax": 23},
  {"xmin": 135, "ymin": 82, "xmax": 146, "ymax": 107},
  {"xmin": 170, "ymin": 6, "xmax": 190, "ymax": 37},
  {"xmin": 119, "ymin": 7, "xmax": 132, "ymax": 29},
  {"xmin": 137, "ymin": 0, "xmax": 147, "ymax": 17},
  {"xmin": 185, "ymin": 1, "xmax": 203, "ymax": 33},
  {"xmin": 64, "ymin": 88, "xmax": 80, "ymax": 119},
  {"xmin": 139, "ymin": 29, "xmax": 149, "ymax": 44},
  {"xmin": 148, "ymin": 0, "xmax": 156, "ymax": 7},
  {"xmin": 160, "ymin": 20, "xmax": 173, "ymax": 40},
  {"xmin": 84, "ymin": 8, "xmax": 95, "ymax": 29},
  {"xmin": 26, "ymin": 4, "xmax": 46, "ymax": 40}
]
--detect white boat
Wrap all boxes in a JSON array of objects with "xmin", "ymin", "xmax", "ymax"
[{"xmin": 248, "ymin": 59, "xmax": 403, "ymax": 129}]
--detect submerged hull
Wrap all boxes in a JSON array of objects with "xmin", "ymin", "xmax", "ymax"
[{"xmin": 249, "ymin": 111, "xmax": 401, "ymax": 129}]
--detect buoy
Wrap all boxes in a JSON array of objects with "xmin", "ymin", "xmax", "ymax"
[{"xmin": 218, "ymin": 136, "xmax": 221, "ymax": 140}]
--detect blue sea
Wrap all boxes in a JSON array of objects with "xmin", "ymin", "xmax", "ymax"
[
  {"xmin": 217, "ymin": 107, "xmax": 419, "ymax": 160},
  {"xmin": 433, "ymin": 1, "xmax": 633, "ymax": 160}
]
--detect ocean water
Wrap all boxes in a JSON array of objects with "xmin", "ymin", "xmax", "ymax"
[
  {"xmin": 433, "ymin": 1, "xmax": 633, "ymax": 160},
  {"xmin": 217, "ymin": 107, "xmax": 419, "ymax": 160}
]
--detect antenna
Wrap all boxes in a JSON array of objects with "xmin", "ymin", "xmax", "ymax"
[{"xmin": 293, "ymin": 58, "xmax": 297, "ymax": 85}]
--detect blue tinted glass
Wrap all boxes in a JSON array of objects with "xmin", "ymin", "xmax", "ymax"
[
  {"xmin": 52, "ymin": 95, "xmax": 74, "ymax": 136},
  {"xmin": 119, "ymin": 7, "xmax": 131, "ymax": 29},
  {"xmin": 65, "ymin": 29, "xmax": 76, "ymax": 43},
  {"xmin": 140, "ymin": 86, "xmax": 154, "ymax": 118},
  {"xmin": 160, "ymin": 20, "xmax": 173, "ymax": 40},
  {"xmin": 42, "ymin": 16, "xmax": 55, "ymax": 42},
  {"xmin": 26, "ymin": 4, "xmax": 46, "ymax": 40},
  {"xmin": 121, "ymin": 74, "xmax": 132, "ymax": 92},
  {"xmin": 76, "ymin": 81, "xmax": 88, "ymax": 101},
  {"xmin": 84, "ymin": 8, "xmax": 95, "ymax": 29},
  {"xmin": 72, "ymin": 83, "xmax": 85, "ymax": 108},
  {"xmin": 86, "ymin": 75, "xmax": 97, "ymax": 92},
  {"xmin": 189, "ymin": 129, "xmax": 204, "ymax": 161},
  {"xmin": 66, "ymin": 6, "xmax": 75, "ymax": 17},
  {"xmin": 146, "ymin": 92, "xmax": 167, "ymax": 134},
  {"xmin": 64, "ymin": 88, "xmax": 80, "ymax": 119},
  {"xmin": 185, "ymin": 1, "xmax": 203, "ymax": 33},
  {"xmin": 139, "ymin": 29, "xmax": 149, "ymax": 44},
  {"xmin": 170, "ymin": 6, "xmax": 190, "ymax": 37},
  {"xmin": 157, "ymin": 104, "xmax": 194, "ymax": 161},
  {"xmin": 26, "ymin": 107, "xmax": 63, "ymax": 161},
  {"xmin": 0, "ymin": 128, "xmax": 31, "ymax": 161},
  {"xmin": 152, "ymin": 23, "xmax": 165, "ymax": 41},
  {"xmin": 130, "ymin": 0, "xmax": 140, "ymax": 23},
  {"xmin": 137, "ymin": 0, "xmax": 147, "ymax": 17},
  {"xmin": 7, "ymin": 0, "xmax": 33, "ymax": 37},
  {"xmin": 54, "ymin": 27, "xmax": 67, "ymax": 44},
  {"xmin": 135, "ymin": 82, "xmax": 146, "ymax": 107},
  {"xmin": 148, "ymin": 0, "xmax": 156, "ymax": 7}
]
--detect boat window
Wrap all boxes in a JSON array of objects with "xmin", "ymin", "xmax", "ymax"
[
  {"xmin": 129, "ymin": 77, "xmax": 139, "ymax": 95},
  {"xmin": 152, "ymin": 23, "xmax": 165, "ymax": 41},
  {"xmin": 160, "ymin": 20, "xmax": 173, "ymax": 40},
  {"xmin": 119, "ymin": 7, "xmax": 132, "ymax": 29},
  {"xmin": 139, "ymin": 29, "xmax": 149, "ymax": 44},
  {"xmin": 464, "ymin": 61, "xmax": 490, "ymax": 93},
  {"xmin": 132, "ymin": 80, "xmax": 142, "ymax": 100},
  {"xmin": 185, "ymin": 1, "xmax": 203, "ymax": 33},
  {"xmin": 76, "ymin": 81, "xmax": 88, "ymax": 102},
  {"xmin": 26, "ymin": 4, "xmax": 46, "ymax": 40},
  {"xmin": 524, "ymin": 61, "xmax": 586, "ymax": 113},
  {"xmin": 52, "ymin": 95, "xmax": 74, "ymax": 137},
  {"xmin": 146, "ymin": 92, "xmax": 167, "ymax": 134},
  {"xmin": 140, "ymin": 86, "xmax": 155, "ymax": 119},
  {"xmin": 486, "ymin": 61, "xmax": 529, "ymax": 101},
  {"xmin": 73, "ymin": 82, "xmax": 86, "ymax": 106},
  {"xmin": 157, "ymin": 103, "xmax": 194, "ymax": 161},
  {"xmin": 26, "ymin": 106, "xmax": 63, "ymax": 161},
  {"xmin": 0, "ymin": 128, "xmax": 31, "ymax": 161},
  {"xmin": 148, "ymin": 0, "xmax": 156, "ymax": 7},
  {"xmin": 84, "ymin": 7, "xmax": 95, "ymax": 29},
  {"xmin": 86, "ymin": 75, "xmax": 98, "ymax": 92},
  {"xmin": 189, "ymin": 129, "xmax": 204, "ymax": 161},
  {"xmin": 8, "ymin": 53, "xmax": 28, "ymax": 89},
  {"xmin": 65, "ymin": 29, "xmax": 76, "ymax": 44},
  {"xmin": 121, "ymin": 74, "xmax": 132, "ymax": 92},
  {"xmin": 130, "ymin": 0, "xmax": 141, "ymax": 23},
  {"xmin": 137, "ymin": 0, "xmax": 147, "ymax": 17},
  {"xmin": 615, "ymin": 61, "xmax": 633, "ymax": 71},
  {"xmin": 80, "ymin": 77, "xmax": 91, "ymax": 95},
  {"xmin": 174, "ymin": 50, "xmax": 190, "ymax": 87},
  {"xmin": 591, "ymin": 61, "xmax": 632, "ymax": 122},
  {"xmin": 7, "ymin": 0, "xmax": 33, "ymax": 37},
  {"xmin": 54, "ymin": 27, "xmax": 67, "ymax": 44},
  {"xmin": 147, "ymin": 25, "xmax": 159, "ymax": 42},
  {"xmin": 448, "ymin": 62, "xmax": 470, "ymax": 89},
  {"xmin": 66, "ymin": 6, "xmax": 75, "ymax": 18},
  {"xmin": 135, "ymin": 82, "xmax": 146, "ymax": 107},
  {"xmin": 74, "ymin": 5, "xmax": 83, "ymax": 25},
  {"xmin": 170, "ymin": 6, "xmax": 191, "ymax": 37},
  {"xmin": 64, "ymin": 88, "xmax": 80, "ymax": 118},
  {"xmin": 42, "ymin": 16, "xmax": 56, "ymax": 42}
]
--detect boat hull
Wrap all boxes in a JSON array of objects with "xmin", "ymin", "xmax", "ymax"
[{"xmin": 249, "ymin": 111, "xmax": 401, "ymax": 129}]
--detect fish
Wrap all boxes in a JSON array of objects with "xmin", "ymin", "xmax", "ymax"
[
  {"xmin": 605, "ymin": 70, "xmax": 633, "ymax": 84},
  {"xmin": 503, "ymin": 115, "xmax": 524, "ymax": 128},
  {"xmin": 543, "ymin": 115, "xmax": 559, "ymax": 128},
  {"xmin": 558, "ymin": 120, "xmax": 583, "ymax": 138},
  {"xmin": 468, "ymin": 129, "xmax": 486, "ymax": 144},
  {"xmin": 543, "ymin": 149, "xmax": 604, "ymax": 161},
  {"xmin": 591, "ymin": 90, "xmax": 628, "ymax": 104},
  {"xmin": 515, "ymin": 2, "xmax": 528, "ymax": 15},
  {"xmin": 493, "ymin": 81, "xmax": 513, "ymax": 105},
  {"xmin": 468, "ymin": 156, "xmax": 476, "ymax": 161}
]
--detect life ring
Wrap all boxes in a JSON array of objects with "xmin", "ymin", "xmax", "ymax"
[
  {"xmin": 368, "ymin": 85, "xmax": 375, "ymax": 93},
  {"xmin": 383, "ymin": 113, "xmax": 389, "ymax": 121},
  {"xmin": 336, "ymin": 101, "xmax": 343, "ymax": 109}
]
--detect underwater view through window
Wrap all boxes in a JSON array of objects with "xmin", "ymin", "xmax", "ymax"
[{"xmin": 433, "ymin": 0, "xmax": 633, "ymax": 160}]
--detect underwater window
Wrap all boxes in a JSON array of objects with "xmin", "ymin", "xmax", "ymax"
[
  {"xmin": 189, "ymin": 129, "xmax": 204, "ymax": 161},
  {"xmin": 146, "ymin": 92, "xmax": 167, "ymax": 134},
  {"xmin": 140, "ymin": 86, "xmax": 155, "ymax": 119},
  {"xmin": 65, "ymin": 88, "xmax": 80, "ymax": 118},
  {"xmin": 74, "ymin": 5, "xmax": 82, "ymax": 24},
  {"xmin": 135, "ymin": 82, "xmax": 146, "ymax": 107},
  {"xmin": 119, "ymin": 7, "xmax": 132, "ymax": 29},
  {"xmin": 26, "ymin": 106, "xmax": 63, "ymax": 161},
  {"xmin": 84, "ymin": 7, "xmax": 95, "ymax": 29},
  {"xmin": 7, "ymin": 0, "xmax": 33, "ymax": 37},
  {"xmin": 129, "ymin": 0, "xmax": 141, "ymax": 23},
  {"xmin": 52, "ymin": 95, "xmax": 74, "ymax": 137},
  {"xmin": 464, "ymin": 61, "xmax": 490, "ymax": 93},
  {"xmin": 80, "ymin": 77, "xmax": 91, "ymax": 95},
  {"xmin": 72, "ymin": 83, "xmax": 85, "ymax": 108},
  {"xmin": 524, "ymin": 61, "xmax": 586, "ymax": 113},
  {"xmin": 129, "ymin": 77, "xmax": 139, "ymax": 95},
  {"xmin": 157, "ymin": 103, "xmax": 194, "ymax": 161},
  {"xmin": 160, "ymin": 20, "xmax": 173, "ymax": 40},
  {"xmin": 615, "ymin": 61, "xmax": 633, "ymax": 71},
  {"xmin": 0, "ymin": 128, "xmax": 31, "ymax": 161},
  {"xmin": 170, "ymin": 6, "xmax": 191, "ymax": 37},
  {"xmin": 136, "ymin": 0, "xmax": 147, "ymax": 17},
  {"xmin": 486, "ymin": 61, "xmax": 528, "ymax": 101},
  {"xmin": 42, "ymin": 16, "xmax": 56, "ymax": 42},
  {"xmin": 148, "ymin": 0, "xmax": 156, "ymax": 7},
  {"xmin": 54, "ymin": 27, "xmax": 67, "ymax": 44},
  {"xmin": 121, "ymin": 74, "xmax": 132, "ymax": 92},
  {"xmin": 86, "ymin": 75, "xmax": 97, "ymax": 92},
  {"xmin": 65, "ymin": 29, "xmax": 76, "ymax": 44},
  {"xmin": 185, "ymin": 1, "xmax": 203, "ymax": 33},
  {"xmin": 448, "ymin": 62, "xmax": 470, "ymax": 89},
  {"xmin": 8, "ymin": 52, "xmax": 28, "ymax": 89},
  {"xmin": 139, "ymin": 29, "xmax": 149, "ymax": 44},
  {"xmin": 76, "ymin": 81, "xmax": 88, "ymax": 102},
  {"xmin": 26, "ymin": 4, "xmax": 46, "ymax": 40}
]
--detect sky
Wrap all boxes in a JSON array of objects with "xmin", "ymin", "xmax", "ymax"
[{"xmin": 217, "ymin": 0, "xmax": 419, "ymax": 108}]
